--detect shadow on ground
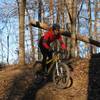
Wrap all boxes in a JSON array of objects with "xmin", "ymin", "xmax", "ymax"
[
  {"xmin": 22, "ymin": 77, "xmax": 50, "ymax": 100},
  {"xmin": 88, "ymin": 53, "xmax": 100, "ymax": 100},
  {"xmin": 6, "ymin": 61, "xmax": 50, "ymax": 100}
]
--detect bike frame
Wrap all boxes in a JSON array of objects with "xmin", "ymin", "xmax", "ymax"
[{"xmin": 46, "ymin": 51, "xmax": 61, "ymax": 75}]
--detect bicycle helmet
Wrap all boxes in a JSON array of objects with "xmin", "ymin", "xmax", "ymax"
[{"xmin": 52, "ymin": 23, "xmax": 60, "ymax": 31}]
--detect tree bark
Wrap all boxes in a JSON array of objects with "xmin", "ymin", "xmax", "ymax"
[
  {"xmin": 49, "ymin": 0, "xmax": 53, "ymax": 24},
  {"xmin": 70, "ymin": 0, "xmax": 77, "ymax": 57},
  {"xmin": 19, "ymin": 0, "xmax": 26, "ymax": 65}
]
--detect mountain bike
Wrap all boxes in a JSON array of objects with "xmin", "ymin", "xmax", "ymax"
[{"xmin": 34, "ymin": 50, "xmax": 71, "ymax": 89}]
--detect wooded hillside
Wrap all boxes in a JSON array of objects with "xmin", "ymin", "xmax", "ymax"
[{"xmin": 0, "ymin": 0, "xmax": 100, "ymax": 100}]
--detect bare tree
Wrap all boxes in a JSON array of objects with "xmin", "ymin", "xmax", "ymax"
[{"xmin": 18, "ymin": 0, "xmax": 26, "ymax": 65}]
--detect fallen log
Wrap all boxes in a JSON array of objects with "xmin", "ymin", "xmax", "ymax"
[
  {"xmin": 62, "ymin": 31, "xmax": 100, "ymax": 47},
  {"xmin": 30, "ymin": 18, "xmax": 100, "ymax": 47}
]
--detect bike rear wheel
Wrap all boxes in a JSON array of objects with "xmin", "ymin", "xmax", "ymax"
[{"xmin": 53, "ymin": 63, "xmax": 70, "ymax": 89}]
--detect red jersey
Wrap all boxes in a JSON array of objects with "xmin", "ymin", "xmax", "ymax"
[{"xmin": 41, "ymin": 31, "xmax": 66, "ymax": 49}]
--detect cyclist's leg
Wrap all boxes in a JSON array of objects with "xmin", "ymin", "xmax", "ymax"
[
  {"xmin": 48, "ymin": 51, "xmax": 52, "ymax": 59},
  {"xmin": 42, "ymin": 53, "xmax": 47, "ymax": 71},
  {"xmin": 41, "ymin": 53, "xmax": 49, "ymax": 78},
  {"xmin": 47, "ymin": 51, "xmax": 52, "ymax": 68},
  {"xmin": 38, "ymin": 43, "xmax": 48, "ymax": 72}
]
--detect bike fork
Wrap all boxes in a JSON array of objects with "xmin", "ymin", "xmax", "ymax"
[
  {"xmin": 56, "ymin": 62, "xmax": 63, "ymax": 76},
  {"xmin": 56, "ymin": 62, "xmax": 60, "ymax": 76}
]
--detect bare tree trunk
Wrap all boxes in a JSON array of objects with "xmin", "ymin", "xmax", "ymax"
[
  {"xmin": 63, "ymin": 0, "xmax": 77, "ymax": 57},
  {"xmin": 30, "ymin": 25, "xmax": 35, "ymax": 59},
  {"xmin": 49, "ymin": 0, "xmax": 53, "ymax": 24},
  {"xmin": 87, "ymin": 0, "xmax": 93, "ymax": 56},
  {"xmin": 1, "ymin": 38, "xmax": 3, "ymax": 62},
  {"xmin": 18, "ymin": 0, "xmax": 26, "ymax": 65},
  {"xmin": 70, "ymin": 0, "xmax": 77, "ymax": 57},
  {"xmin": 56, "ymin": 0, "xmax": 61, "ymax": 50},
  {"xmin": 77, "ymin": 17, "xmax": 80, "ymax": 57},
  {"xmin": 94, "ymin": 1, "xmax": 100, "ymax": 53},
  {"xmin": 38, "ymin": 0, "xmax": 42, "ymax": 60},
  {"xmin": 7, "ymin": 36, "xmax": 9, "ymax": 64},
  {"xmin": 93, "ymin": 2, "xmax": 97, "ymax": 53},
  {"xmin": 26, "ymin": 9, "xmax": 35, "ymax": 60}
]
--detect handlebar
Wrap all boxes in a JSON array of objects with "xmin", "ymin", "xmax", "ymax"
[
  {"xmin": 52, "ymin": 49, "xmax": 65, "ymax": 54},
  {"xmin": 46, "ymin": 49, "xmax": 68, "ymax": 64}
]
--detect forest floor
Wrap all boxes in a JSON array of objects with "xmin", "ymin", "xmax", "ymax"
[{"xmin": 0, "ymin": 53, "xmax": 100, "ymax": 100}]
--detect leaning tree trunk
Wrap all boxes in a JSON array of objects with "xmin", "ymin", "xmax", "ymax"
[
  {"xmin": 30, "ymin": 18, "xmax": 100, "ymax": 47},
  {"xmin": 18, "ymin": 0, "xmax": 26, "ymax": 65}
]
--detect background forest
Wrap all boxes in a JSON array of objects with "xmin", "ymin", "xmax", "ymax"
[
  {"xmin": 0, "ymin": 0, "xmax": 100, "ymax": 65},
  {"xmin": 0, "ymin": 0, "xmax": 100, "ymax": 100}
]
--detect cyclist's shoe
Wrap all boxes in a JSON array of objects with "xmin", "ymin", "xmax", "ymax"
[
  {"xmin": 44, "ymin": 72, "xmax": 48, "ymax": 76},
  {"xmin": 41, "ymin": 71, "xmax": 49, "ymax": 81},
  {"xmin": 40, "ymin": 71, "xmax": 48, "ymax": 76},
  {"xmin": 35, "ymin": 75, "xmax": 44, "ymax": 84}
]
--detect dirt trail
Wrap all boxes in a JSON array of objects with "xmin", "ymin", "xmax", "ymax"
[{"xmin": 0, "ymin": 54, "xmax": 100, "ymax": 100}]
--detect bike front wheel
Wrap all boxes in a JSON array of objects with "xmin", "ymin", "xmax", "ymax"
[{"xmin": 53, "ymin": 63, "xmax": 70, "ymax": 89}]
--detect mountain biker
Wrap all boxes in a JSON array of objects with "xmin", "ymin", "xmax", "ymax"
[{"xmin": 39, "ymin": 23, "xmax": 67, "ymax": 75}]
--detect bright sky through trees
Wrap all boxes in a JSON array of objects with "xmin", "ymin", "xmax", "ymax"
[{"xmin": 0, "ymin": 0, "xmax": 100, "ymax": 64}]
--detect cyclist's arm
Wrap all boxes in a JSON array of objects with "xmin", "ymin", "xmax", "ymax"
[
  {"xmin": 42, "ymin": 32, "xmax": 50, "ymax": 49},
  {"xmin": 58, "ymin": 35, "xmax": 67, "ymax": 49}
]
